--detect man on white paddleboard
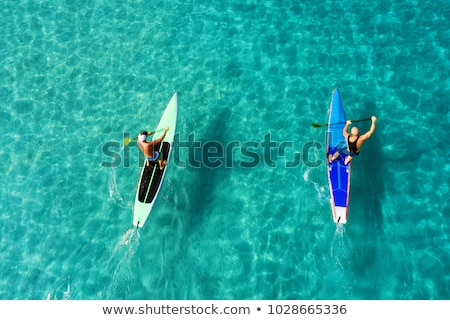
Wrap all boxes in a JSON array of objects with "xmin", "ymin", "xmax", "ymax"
[
  {"xmin": 328, "ymin": 116, "xmax": 377, "ymax": 165},
  {"xmin": 137, "ymin": 127, "xmax": 170, "ymax": 169}
]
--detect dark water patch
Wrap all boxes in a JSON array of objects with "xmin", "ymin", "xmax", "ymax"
[{"xmin": 12, "ymin": 100, "xmax": 33, "ymax": 114}]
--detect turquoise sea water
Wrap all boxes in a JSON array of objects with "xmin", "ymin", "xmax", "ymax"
[{"xmin": 0, "ymin": 0, "xmax": 449, "ymax": 300}]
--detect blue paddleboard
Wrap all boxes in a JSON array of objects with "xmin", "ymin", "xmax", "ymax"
[{"xmin": 326, "ymin": 88, "xmax": 350, "ymax": 224}]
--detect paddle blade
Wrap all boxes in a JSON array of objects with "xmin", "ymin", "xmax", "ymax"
[
  {"xmin": 124, "ymin": 137, "xmax": 132, "ymax": 146},
  {"xmin": 311, "ymin": 123, "xmax": 327, "ymax": 128}
]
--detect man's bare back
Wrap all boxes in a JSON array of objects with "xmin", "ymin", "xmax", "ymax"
[{"xmin": 137, "ymin": 127, "xmax": 170, "ymax": 169}]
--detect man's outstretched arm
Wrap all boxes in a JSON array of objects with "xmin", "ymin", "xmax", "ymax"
[{"xmin": 360, "ymin": 116, "xmax": 377, "ymax": 141}]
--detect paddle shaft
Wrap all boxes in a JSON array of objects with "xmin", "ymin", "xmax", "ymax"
[
  {"xmin": 312, "ymin": 118, "xmax": 372, "ymax": 128},
  {"xmin": 138, "ymin": 128, "xmax": 166, "ymax": 138},
  {"xmin": 124, "ymin": 128, "xmax": 166, "ymax": 146}
]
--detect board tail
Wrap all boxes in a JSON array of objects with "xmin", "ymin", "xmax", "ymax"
[{"xmin": 334, "ymin": 206, "xmax": 348, "ymax": 224}]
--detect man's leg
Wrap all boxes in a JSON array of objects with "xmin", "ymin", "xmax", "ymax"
[
  {"xmin": 158, "ymin": 159, "xmax": 167, "ymax": 170},
  {"xmin": 157, "ymin": 142, "xmax": 170, "ymax": 170},
  {"xmin": 328, "ymin": 151, "xmax": 340, "ymax": 163},
  {"xmin": 344, "ymin": 155, "xmax": 353, "ymax": 165}
]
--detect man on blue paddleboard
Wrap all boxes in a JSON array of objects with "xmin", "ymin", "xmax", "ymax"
[
  {"xmin": 328, "ymin": 116, "xmax": 377, "ymax": 165},
  {"xmin": 137, "ymin": 127, "xmax": 170, "ymax": 169}
]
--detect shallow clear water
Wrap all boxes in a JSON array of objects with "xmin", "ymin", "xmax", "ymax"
[{"xmin": 0, "ymin": 0, "xmax": 448, "ymax": 300}]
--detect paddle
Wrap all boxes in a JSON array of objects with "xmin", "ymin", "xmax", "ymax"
[
  {"xmin": 123, "ymin": 129, "xmax": 165, "ymax": 146},
  {"xmin": 311, "ymin": 118, "xmax": 372, "ymax": 128}
]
